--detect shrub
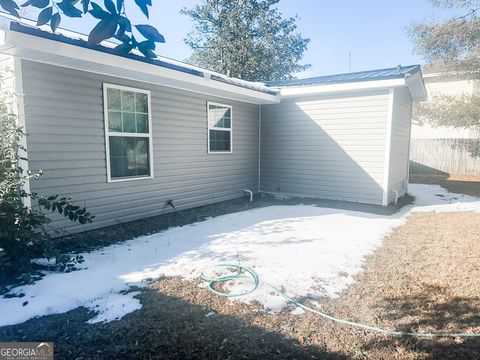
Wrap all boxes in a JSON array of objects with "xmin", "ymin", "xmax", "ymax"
[{"xmin": 0, "ymin": 87, "xmax": 94, "ymax": 287}]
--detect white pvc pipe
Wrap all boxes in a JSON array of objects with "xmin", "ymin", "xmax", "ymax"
[{"xmin": 244, "ymin": 189, "xmax": 253, "ymax": 202}]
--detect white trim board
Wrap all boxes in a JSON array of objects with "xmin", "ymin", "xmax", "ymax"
[
  {"xmin": 382, "ymin": 87, "xmax": 395, "ymax": 206},
  {"xmin": 103, "ymin": 83, "xmax": 155, "ymax": 183},
  {"xmin": 207, "ymin": 101, "xmax": 233, "ymax": 154},
  {"xmin": 13, "ymin": 56, "xmax": 31, "ymax": 207}
]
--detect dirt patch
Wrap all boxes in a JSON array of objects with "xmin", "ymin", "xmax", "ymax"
[
  {"xmin": 1, "ymin": 211, "xmax": 479, "ymax": 359},
  {"xmin": 410, "ymin": 174, "xmax": 480, "ymax": 197}
]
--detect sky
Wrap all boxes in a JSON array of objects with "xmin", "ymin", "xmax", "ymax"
[{"xmin": 48, "ymin": 0, "xmax": 464, "ymax": 78}]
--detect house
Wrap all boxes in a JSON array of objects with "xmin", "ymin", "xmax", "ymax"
[
  {"xmin": 412, "ymin": 65, "xmax": 480, "ymax": 140},
  {"xmin": 0, "ymin": 18, "xmax": 426, "ymax": 233},
  {"xmin": 410, "ymin": 65, "xmax": 480, "ymax": 176}
]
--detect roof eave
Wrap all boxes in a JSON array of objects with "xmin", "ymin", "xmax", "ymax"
[
  {"xmin": 277, "ymin": 78, "xmax": 407, "ymax": 98},
  {"xmin": 275, "ymin": 72, "xmax": 427, "ymax": 102},
  {"xmin": 0, "ymin": 25, "xmax": 280, "ymax": 105}
]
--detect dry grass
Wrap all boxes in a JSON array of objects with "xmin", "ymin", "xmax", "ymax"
[
  {"xmin": 1, "ymin": 211, "xmax": 479, "ymax": 359},
  {"xmin": 2, "ymin": 172, "xmax": 480, "ymax": 359}
]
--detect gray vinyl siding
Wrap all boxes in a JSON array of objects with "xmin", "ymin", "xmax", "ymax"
[
  {"xmin": 387, "ymin": 87, "xmax": 413, "ymax": 202},
  {"xmin": 260, "ymin": 90, "xmax": 390, "ymax": 204},
  {"xmin": 22, "ymin": 60, "xmax": 260, "ymax": 233}
]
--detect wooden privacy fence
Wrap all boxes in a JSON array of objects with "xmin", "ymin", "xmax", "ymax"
[{"xmin": 410, "ymin": 138, "xmax": 480, "ymax": 176}]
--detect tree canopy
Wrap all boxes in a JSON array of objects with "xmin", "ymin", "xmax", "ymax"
[
  {"xmin": 0, "ymin": 0, "xmax": 165, "ymax": 58},
  {"xmin": 181, "ymin": 0, "xmax": 310, "ymax": 81},
  {"xmin": 409, "ymin": 0, "xmax": 480, "ymax": 128}
]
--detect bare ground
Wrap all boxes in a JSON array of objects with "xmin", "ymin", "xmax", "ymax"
[{"xmin": 1, "ymin": 184, "xmax": 480, "ymax": 359}]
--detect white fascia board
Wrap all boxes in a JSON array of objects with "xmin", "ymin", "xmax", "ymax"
[
  {"xmin": 405, "ymin": 71, "xmax": 427, "ymax": 102},
  {"xmin": 277, "ymin": 78, "xmax": 406, "ymax": 98},
  {"xmin": 1, "ymin": 30, "xmax": 280, "ymax": 105}
]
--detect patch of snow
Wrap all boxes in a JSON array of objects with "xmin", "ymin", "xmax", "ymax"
[{"xmin": 0, "ymin": 183, "xmax": 479, "ymax": 327}]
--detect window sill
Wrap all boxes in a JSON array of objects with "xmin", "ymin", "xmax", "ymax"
[{"xmin": 107, "ymin": 175, "xmax": 154, "ymax": 183}]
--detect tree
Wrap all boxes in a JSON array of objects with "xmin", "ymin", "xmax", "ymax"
[
  {"xmin": 181, "ymin": 0, "xmax": 310, "ymax": 81},
  {"xmin": 409, "ymin": 0, "xmax": 480, "ymax": 128},
  {"xmin": 0, "ymin": 0, "xmax": 165, "ymax": 58}
]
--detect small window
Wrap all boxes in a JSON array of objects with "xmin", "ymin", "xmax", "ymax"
[
  {"xmin": 208, "ymin": 102, "xmax": 232, "ymax": 153},
  {"xmin": 104, "ymin": 84, "xmax": 153, "ymax": 182}
]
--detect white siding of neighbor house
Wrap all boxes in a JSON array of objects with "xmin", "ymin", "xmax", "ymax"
[
  {"xmin": 387, "ymin": 87, "xmax": 413, "ymax": 202},
  {"xmin": 260, "ymin": 89, "xmax": 390, "ymax": 204},
  {"xmin": 22, "ymin": 60, "xmax": 260, "ymax": 234},
  {"xmin": 0, "ymin": 55, "xmax": 14, "ymax": 91}
]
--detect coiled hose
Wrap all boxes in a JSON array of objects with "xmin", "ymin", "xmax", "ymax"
[{"xmin": 201, "ymin": 263, "xmax": 480, "ymax": 338}]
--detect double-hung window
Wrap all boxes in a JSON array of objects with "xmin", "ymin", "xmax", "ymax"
[
  {"xmin": 208, "ymin": 102, "xmax": 232, "ymax": 153},
  {"xmin": 103, "ymin": 84, "xmax": 153, "ymax": 182}
]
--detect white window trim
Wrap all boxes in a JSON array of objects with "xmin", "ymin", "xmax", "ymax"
[
  {"xmin": 103, "ymin": 83, "xmax": 154, "ymax": 183},
  {"xmin": 207, "ymin": 101, "xmax": 233, "ymax": 154}
]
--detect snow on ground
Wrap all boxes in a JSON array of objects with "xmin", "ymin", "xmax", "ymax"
[{"xmin": 1, "ymin": 184, "xmax": 480, "ymax": 327}]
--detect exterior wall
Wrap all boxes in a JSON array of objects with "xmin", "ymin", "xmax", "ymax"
[
  {"xmin": 260, "ymin": 89, "xmax": 390, "ymax": 205},
  {"xmin": 387, "ymin": 87, "xmax": 412, "ymax": 202},
  {"xmin": 22, "ymin": 60, "xmax": 260, "ymax": 233}
]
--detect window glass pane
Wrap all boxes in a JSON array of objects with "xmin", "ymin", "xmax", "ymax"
[
  {"xmin": 107, "ymin": 88, "xmax": 121, "ymax": 111},
  {"xmin": 123, "ymin": 112, "xmax": 136, "ymax": 132},
  {"xmin": 209, "ymin": 104, "xmax": 231, "ymax": 129},
  {"xmin": 136, "ymin": 113, "xmax": 149, "ymax": 133},
  {"xmin": 209, "ymin": 130, "xmax": 231, "ymax": 152},
  {"xmin": 134, "ymin": 139, "xmax": 150, "ymax": 175},
  {"xmin": 109, "ymin": 137, "xmax": 127, "ymax": 178},
  {"xmin": 122, "ymin": 91, "xmax": 135, "ymax": 112},
  {"xmin": 135, "ymin": 93, "xmax": 148, "ymax": 113},
  {"xmin": 108, "ymin": 111, "xmax": 122, "ymax": 131},
  {"xmin": 109, "ymin": 137, "xmax": 150, "ymax": 179}
]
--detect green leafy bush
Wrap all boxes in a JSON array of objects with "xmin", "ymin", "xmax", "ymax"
[{"xmin": 0, "ymin": 90, "xmax": 94, "ymax": 286}]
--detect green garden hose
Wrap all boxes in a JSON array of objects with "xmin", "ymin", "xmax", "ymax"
[{"xmin": 201, "ymin": 263, "xmax": 480, "ymax": 339}]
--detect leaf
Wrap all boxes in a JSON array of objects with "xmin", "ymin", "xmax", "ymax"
[
  {"xmin": 47, "ymin": 195, "xmax": 58, "ymax": 201},
  {"xmin": 78, "ymin": 216, "xmax": 86, "ymax": 224},
  {"xmin": 50, "ymin": 12, "xmax": 61, "ymax": 32},
  {"xmin": 114, "ymin": 42, "xmax": 133, "ymax": 55},
  {"xmin": 57, "ymin": 0, "xmax": 82, "ymax": 17},
  {"xmin": 88, "ymin": 15, "xmax": 118, "ymax": 45},
  {"xmin": 0, "ymin": 0, "xmax": 20, "ymax": 17},
  {"xmin": 104, "ymin": 0, "xmax": 116, "ymax": 14},
  {"xmin": 115, "ymin": 32, "xmax": 130, "ymax": 43},
  {"xmin": 81, "ymin": 0, "xmax": 89, "ymax": 13},
  {"xmin": 138, "ymin": 43, "xmax": 156, "ymax": 58},
  {"xmin": 118, "ymin": 15, "xmax": 131, "ymax": 32},
  {"xmin": 139, "ymin": 40, "xmax": 155, "ymax": 50},
  {"xmin": 21, "ymin": 0, "xmax": 49, "ymax": 8},
  {"xmin": 134, "ymin": 0, "xmax": 148, "ymax": 18},
  {"xmin": 135, "ymin": 24, "xmax": 165, "ymax": 43},
  {"xmin": 37, "ymin": 6, "xmax": 52, "ymax": 26},
  {"xmin": 116, "ymin": 0, "xmax": 123, "ymax": 12},
  {"xmin": 89, "ymin": 2, "xmax": 109, "ymax": 19}
]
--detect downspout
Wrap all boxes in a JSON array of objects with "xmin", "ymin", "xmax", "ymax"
[{"xmin": 258, "ymin": 104, "xmax": 261, "ymax": 194}]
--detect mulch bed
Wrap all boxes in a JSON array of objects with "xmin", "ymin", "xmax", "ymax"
[{"xmin": 1, "ymin": 183, "xmax": 479, "ymax": 359}]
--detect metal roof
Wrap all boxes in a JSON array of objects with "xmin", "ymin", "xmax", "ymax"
[
  {"xmin": 266, "ymin": 65, "xmax": 422, "ymax": 87},
  {"xmin": 8, "ymin": 21, "xmax": 277, "ymax": 96}
]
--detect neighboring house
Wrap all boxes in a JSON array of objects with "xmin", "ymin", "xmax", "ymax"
[
  {"xmin": 410, "ymin": 65, "xmax": 480, "ymax": 176},
  {"xmin": 0, "ymin": 17, "xmax": 426, "ymax": 233}
]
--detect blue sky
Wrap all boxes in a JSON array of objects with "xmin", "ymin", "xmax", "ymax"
[{"xmin": 56, "ymin": 0, "xmax": 462, "ymax": 78}]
